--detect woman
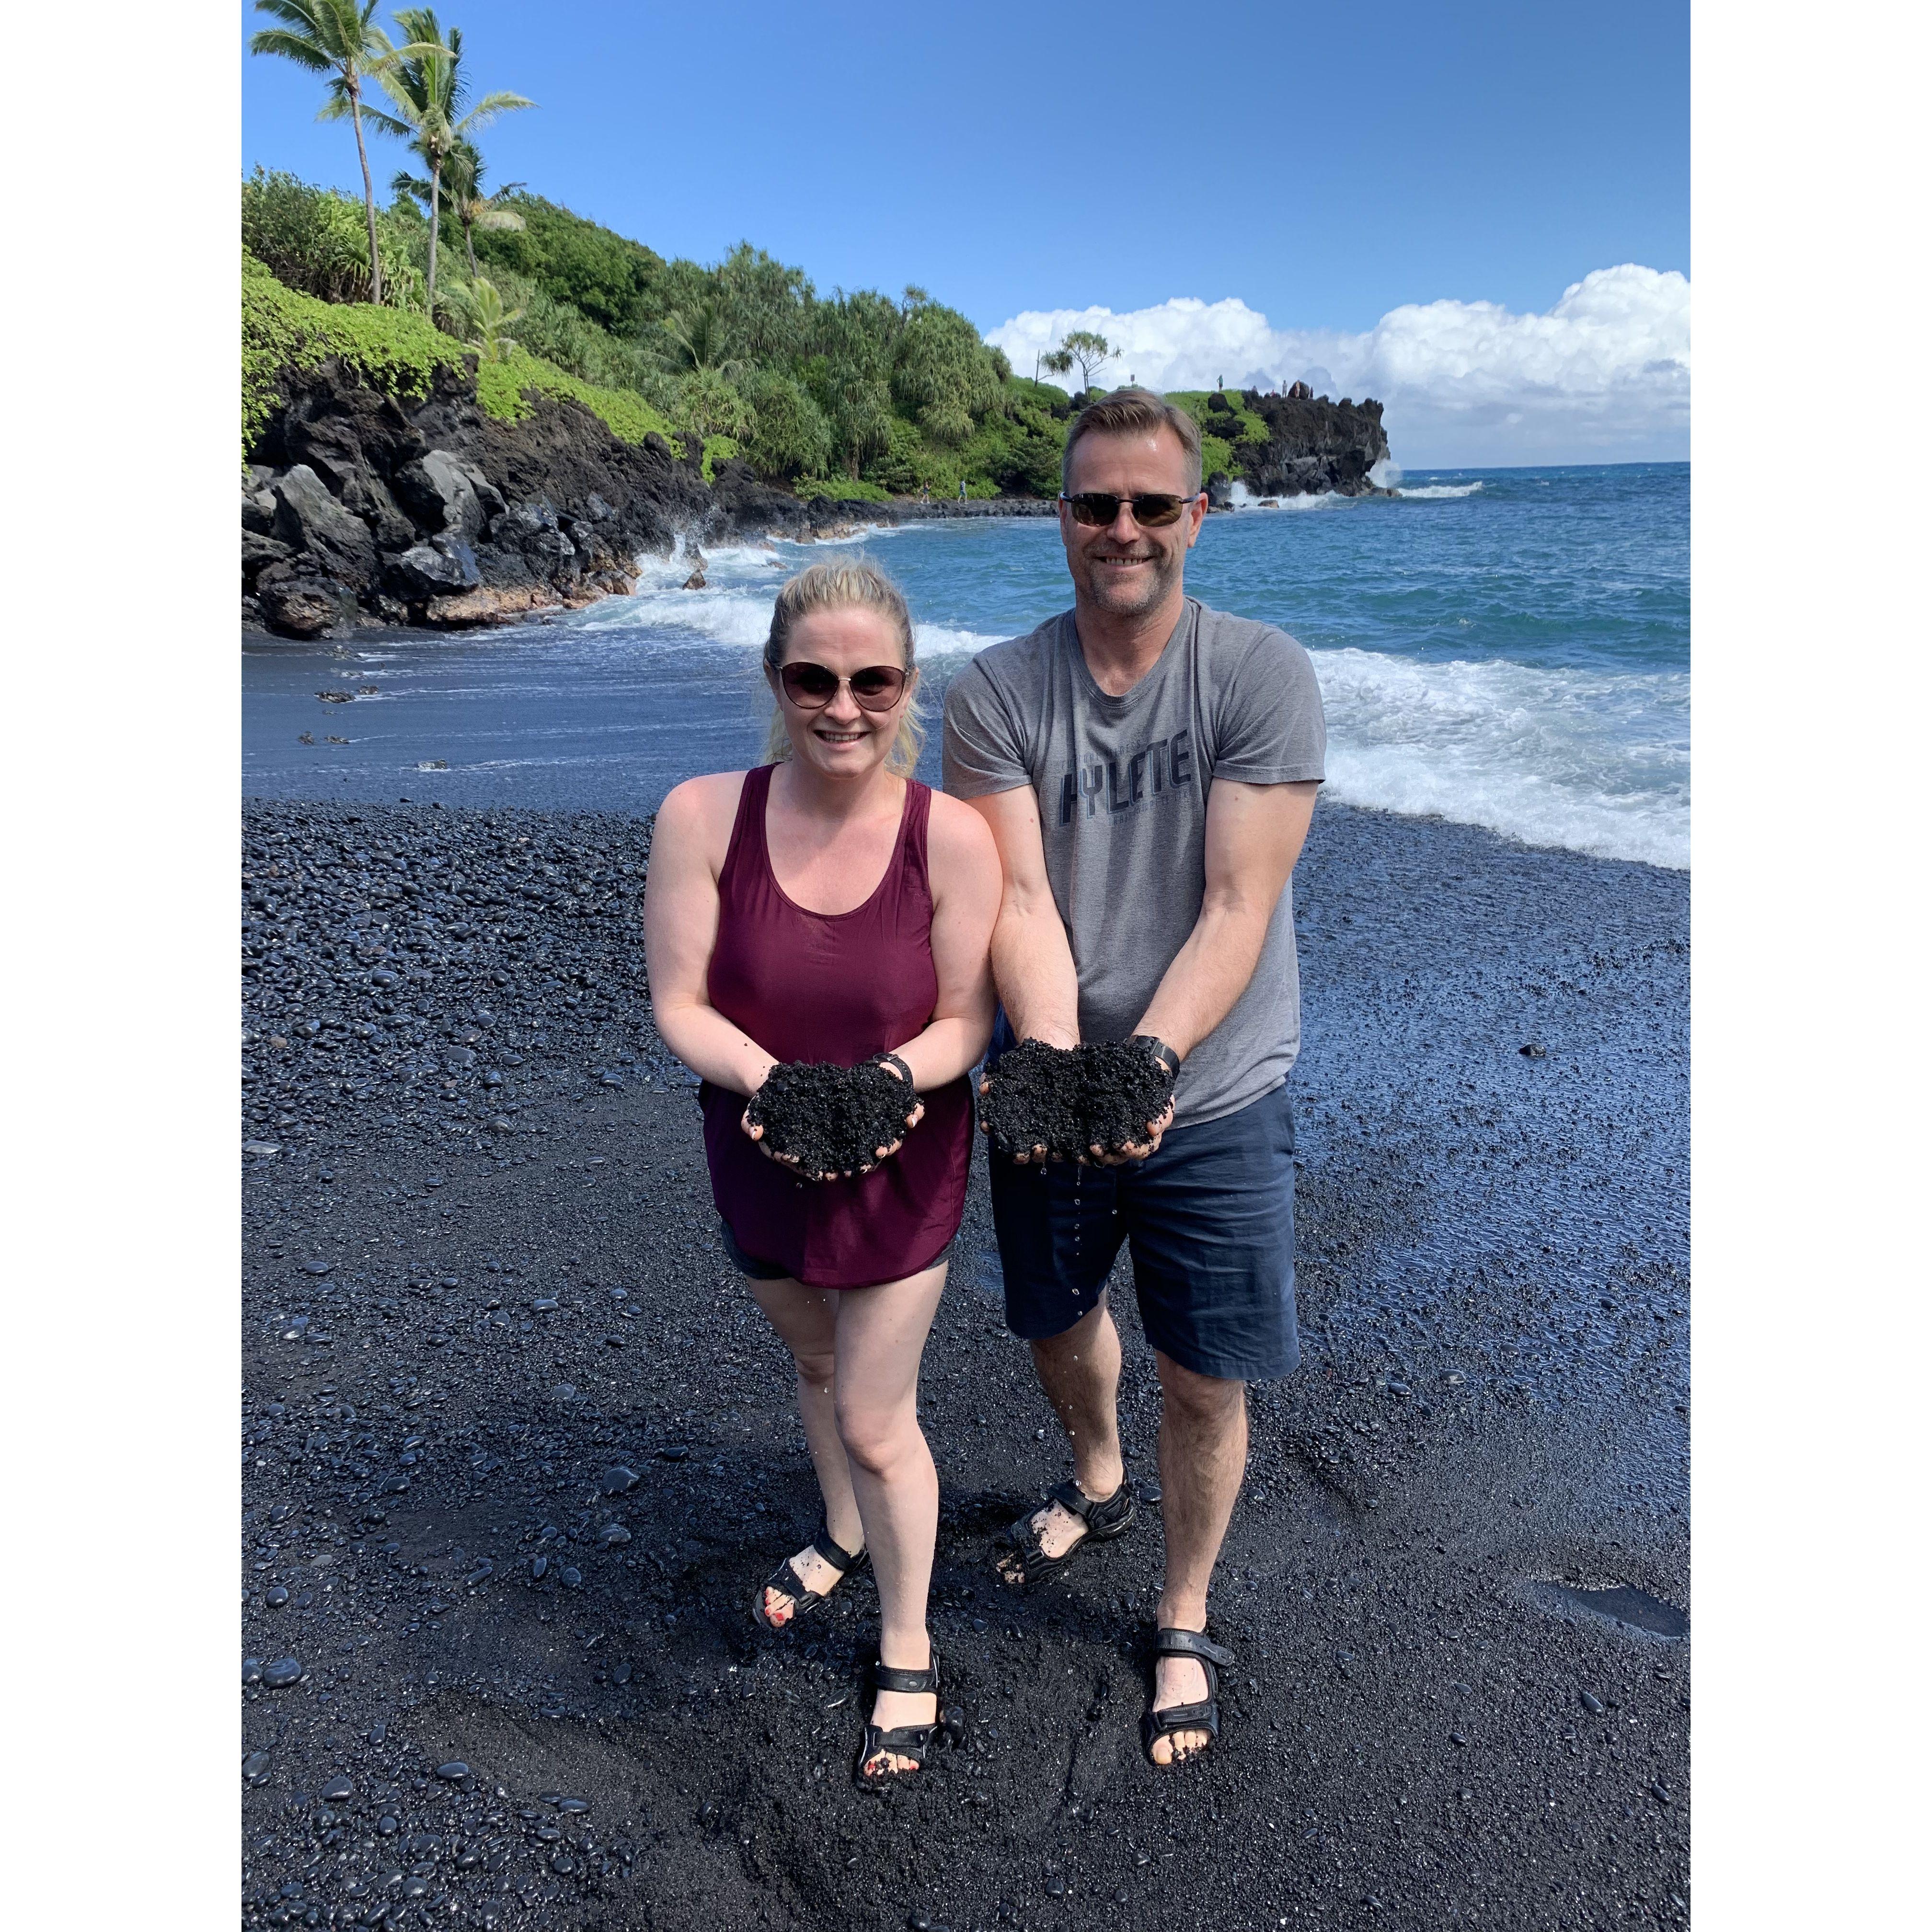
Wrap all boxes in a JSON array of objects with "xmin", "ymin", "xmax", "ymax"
[{"xmin": 641, "ymin": 558, "xmax": 1000, "ymax": 1786}]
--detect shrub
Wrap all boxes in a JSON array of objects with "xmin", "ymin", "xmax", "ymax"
[
  {"xmin": 472, "ymin": 193, "xmax": 665, "ymax": 335},
  {"xmin": 794, "ymin": 476, "xmax": 891, "ymax": 503},
  {"xmin": 242, "ymin": 168, "xmax": 422, "ymax": 310},
  {"xmin": 242, "ymin": 256, "xmax": 678, "ymax": 462},
  {"xmin": 742, "ymin": 369, "xmax": 833, "ymax": 481},
  {"xmin": 701, "ymin": 435, "xmax": 741, "ymax": 483}
]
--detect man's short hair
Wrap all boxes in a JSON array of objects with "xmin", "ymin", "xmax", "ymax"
[{"xmin": 1060, "ymin": 387, "xmax": 1204, "ymax": 497}]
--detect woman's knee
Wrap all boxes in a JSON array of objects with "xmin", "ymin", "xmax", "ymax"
[
  {"xmin": 835, "ymin": 1400, "xmax": 919, "ymax": 1476},
  {"xmin": 791, "ymin": 1347, "xmax": 836, "ymax": 1392}
]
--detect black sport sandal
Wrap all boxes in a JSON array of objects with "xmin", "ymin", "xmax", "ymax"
[
  {"xmin": 997, "ymin": 1477, "xmax": 1136, "ymax": 1589},
  {"xmin": 1141, "ymin": 1626, "xmax": 1237, "ymax": 1768},
  {"xmin": 853, "ymin": 1651, "xmax": 964, "ymax": 1789},
  {"xmin": 751, "ymin": 1526, "xmax": 869, "ymax": 1632}
]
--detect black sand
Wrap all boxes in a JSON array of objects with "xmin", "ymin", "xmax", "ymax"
[
  {"xmin": 977, "ymin": 1039, "xmax": 1176, "ymax": 1162},
  {"xmin": 241, "ymin": 796, "xmax": 1688, "ymax": 1932},
  {"xmin": 745, "ymin": 1061, "xmax": 920, "ymax": 1179}
]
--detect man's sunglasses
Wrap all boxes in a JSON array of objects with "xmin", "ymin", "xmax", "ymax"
[
  {"xmin": 1060, "ymin": 491, "xmax": 1200, "ymax": 529},
  {"xmin": 776, "ymin": 660, "xmax": 910, "ymax": 712}
]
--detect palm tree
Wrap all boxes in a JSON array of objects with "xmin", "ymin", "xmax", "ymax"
[
  {"xmin": 443, "ymin": 140, "xmax": 525, "ymax": 281},
  {"xmin": 441, "ymin": 276, "xmax": 524, "ymax": 362},
  {"xmin": 657, "ymin": 300, "xmax": 741, "ymax": 380},
  {"xmin": 248, "ymin": 0, "xmax": 431, "ymax": 305},
  {"xmin": 369, "ymin": 10, "xmax": 533, "ymax": 321}
]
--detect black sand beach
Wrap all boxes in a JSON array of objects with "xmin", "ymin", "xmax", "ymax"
[{"xmin": 241, "ymin": 795, "xmax": 1687, "ymax": 1932}]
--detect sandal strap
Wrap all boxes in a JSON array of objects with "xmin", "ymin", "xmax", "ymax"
[
  {"xmin": 1046, "ymin": 1476, "xmax": 1132, "ymax": 1530},
  {"xmin": 1153, "ymin": 1626, "xmax": 1236, "ymax": 1671},
  {"xmin": 873, "ymin": 1661, "xmax": 939, "ymax": 1696},
  {"xmin": 810, "ymin": 1529, "xmax": 864, "ymax": 1574},
  {"xmin": 1146, "ymin": 1698, "xmax": 1219, "ymax": 1733}
]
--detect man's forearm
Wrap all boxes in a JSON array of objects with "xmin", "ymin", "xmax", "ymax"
[
  {"xmin": 1133, "ymin": 901, "xmax": 1274, "ymax": 1063},
  {"xmin": 990, "ymin": 896, "xmax": 1081, "ymax": 1048}
]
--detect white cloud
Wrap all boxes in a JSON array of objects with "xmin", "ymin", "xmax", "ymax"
[{"xmin": 987, "ymin": 264, "xmax": 1690, "ymax": 468}]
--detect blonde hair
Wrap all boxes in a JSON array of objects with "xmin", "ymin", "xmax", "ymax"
[{"xmin": 761, "ymin": 557, "xmax": 926, "ymax": 777}]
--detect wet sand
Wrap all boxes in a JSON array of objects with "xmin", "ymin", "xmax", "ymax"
[{"xmin": 241, "ymin": 795, "xmax": 1687, "ymax": 1932}]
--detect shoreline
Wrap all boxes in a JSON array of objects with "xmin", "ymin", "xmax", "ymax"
[{"xmin": 241, "ymin": 794, "xmax": 1687, "ymax": 1931}]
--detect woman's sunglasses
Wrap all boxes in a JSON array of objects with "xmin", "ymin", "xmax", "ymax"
[
  {"xmin": 1060, "ymin": 491, "xmax": 1199, "ymax": 529},
  {"xmin": 777, "ymin": 661, "xmax": 909, "ymax": 712}
]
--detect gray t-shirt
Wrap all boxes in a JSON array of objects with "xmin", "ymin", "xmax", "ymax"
[{"xmin": 942, "ymin": 598, "xmax": 1326, "ymax": 1129}]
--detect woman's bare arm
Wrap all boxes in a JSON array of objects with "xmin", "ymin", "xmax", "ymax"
[
  {"xmin": 640, "ymin": 774, "xmax": 777, "ymax": 1096},
  {"xmin": 887, "ymin": 793, "xmax": 1000, "ymax": 1089}
]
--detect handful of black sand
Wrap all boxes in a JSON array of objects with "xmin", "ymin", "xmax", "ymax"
[
  {"xmin": 978, "ymin": 1039, "xmax": 1176, "ymax": 1162},
  {"xmin": 745, "ymin": 1060, "xmax": 920, "ymax": 1180}
]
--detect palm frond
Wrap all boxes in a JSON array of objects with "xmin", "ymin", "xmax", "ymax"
[{"xmin": 247, "ymin": 29, "xmax": 333, "ymax": 72}]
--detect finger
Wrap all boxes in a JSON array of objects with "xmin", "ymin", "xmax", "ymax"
[{"xmin": 745, "ymin": 1122, "xmax": 764, "ymax": 1141}]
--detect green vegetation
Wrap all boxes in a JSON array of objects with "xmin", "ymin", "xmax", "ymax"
[
  {"xmin": 1168, "ymin": 390, "xmax": 1270, "ymax": 483},
  {"xmin": 242, "ymin": 250, "xmax": 674, "ymax": 460},
  {"xmin": 246, "ymin": 8, "xmax": 1079, "ymax": 498},
  {"xmin": 794, "ymin": 476, "xmax": 892, "ymax": 504}
]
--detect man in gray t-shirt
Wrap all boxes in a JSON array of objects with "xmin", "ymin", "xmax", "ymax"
[{"xmin": 942, "ymin": 388, "xmax": 1324, "ymax": 1771}]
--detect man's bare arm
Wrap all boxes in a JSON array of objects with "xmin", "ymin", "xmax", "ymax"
[
  {"xmin": 964, "ymin": 784, "xmax": 1081, "ymax": 1049},
  {"xmin": 1135, "ymin": 778, "xmax": 1319, "ymax": 1061}
]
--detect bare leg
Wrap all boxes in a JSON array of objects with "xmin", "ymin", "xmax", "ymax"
[
  {"xmin": 748, "ymin": 1277, "xmax": 862, "ymax": 1626},
  {"xmin": 996, "ymin": 1296, "xmax": 1128, "ymax": 1584},
  {"xmin": 1149, "ymin": 1349, "xmax": 1249, "ymax": 1763},
  {"xmin": 832, "ymin": 1260, "xmax": 949, "ymax": 1776}
]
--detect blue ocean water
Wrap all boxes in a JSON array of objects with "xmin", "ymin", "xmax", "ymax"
[{"xmin": 242, "ymin": 463, "xmax": 1689, "ymax": 868}]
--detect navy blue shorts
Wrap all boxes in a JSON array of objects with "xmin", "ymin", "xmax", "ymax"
[{"xmin": 987, "ymin": 1076, "xmax": 1301, "ymax": 1382}]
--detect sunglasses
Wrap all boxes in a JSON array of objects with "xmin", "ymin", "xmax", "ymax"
[
  {"xmin": 776, "ymin": 660, "xmax": 910, "ymax": 712},
  {"xmin": 1060, "ymin": 491, "xmax": 1200, "ymax": 529}
]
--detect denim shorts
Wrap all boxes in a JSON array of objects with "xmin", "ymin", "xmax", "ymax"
[{"xmin": 987, "ymin": 1078, "xmax": 1300, "ymax": 1382}]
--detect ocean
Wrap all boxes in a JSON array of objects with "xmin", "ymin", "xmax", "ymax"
[{"xmin": 242, "ymin": 462, "xmax": 1689, "ymax": 870}]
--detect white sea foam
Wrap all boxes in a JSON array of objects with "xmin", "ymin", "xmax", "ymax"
[
  {"xmin": 1395, "ymin": 481, "xmax": 1485, "ymax": 500},
  {"xmin": 1226, "ymin": 483, "xmax": 1346, "ymax": 512},
  {"xmin": 1308, "ymin": 646, "xmax": 1688, "ymax": 869}
]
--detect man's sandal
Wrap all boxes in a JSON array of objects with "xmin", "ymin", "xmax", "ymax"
[
  {"xmin": 998, "ymin": 1477, "xmax": 1136, "ymax": 1589},
  {"xmin": 853, "ymin": 1652, "xmax": 965, "ymax": 1789},
  {"xmin": 751, "ymin": 1526, "xmax": 869, "ymax": 1632},
  {"xmin": 1141, "ymin": 1627, "xmax": 1238, "ymax": 1768}
]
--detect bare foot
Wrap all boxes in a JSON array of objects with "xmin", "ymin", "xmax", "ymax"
[
  {"xmin": 1147, "ymin": 1651, "xmax": 1213, "ymax": 1765},
  {"xmin": 759, "ymin": 1536, "xmax": 861, "ymax": 1628}
]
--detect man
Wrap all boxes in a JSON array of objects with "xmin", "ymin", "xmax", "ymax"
[{"xmin": 942, "ymin": 389, "xmax": 1325, "ymax": 1768}]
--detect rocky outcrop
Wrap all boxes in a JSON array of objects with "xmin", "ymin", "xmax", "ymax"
[
  {"xmin": 1226, "ymin": 390, "xmax": 1391, "ymax": 498},
  {"xmin": 240, "ymin": 358, "xmax": 1006, "ymax": 639}
]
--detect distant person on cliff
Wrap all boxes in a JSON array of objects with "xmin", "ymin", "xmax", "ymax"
[
  {"xmin": 644, "ymin": 559, "xmax": 1001, "ymax": 1786},
  {"xmin": 943, "ymin": 389, "xmax": 1325, "ymax": 1768}
]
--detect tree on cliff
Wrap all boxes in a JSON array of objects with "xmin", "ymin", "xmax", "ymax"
[
  {"xmin": 248, "ymin": 0, "xmax": 434, "ymax": 307},
  {"xmin": 370, "ymin": 10, "xmax": 533, "ymax": 322},
  {"xmin": 1056, "ymin": 329, "xmax": 1116, "ymax": 393}
]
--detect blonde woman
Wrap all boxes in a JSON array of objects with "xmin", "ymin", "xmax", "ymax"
[{"xmin": 642, "ymin": 559, "xmax": 1000, "ymax": 1786}]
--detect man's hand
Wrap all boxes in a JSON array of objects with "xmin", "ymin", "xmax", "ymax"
[{"xmin": 1087, "ymin": 1095, "xmax": 1174, "ymax": 1165}]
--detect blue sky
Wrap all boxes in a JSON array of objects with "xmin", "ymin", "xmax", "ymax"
[{"xmin": 242, "ymin": 0, "xmax": 1690, "ymax": 463}]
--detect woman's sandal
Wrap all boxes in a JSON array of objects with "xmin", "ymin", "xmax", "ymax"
[
  {"xmin": 1141, "ymin": 1627, "xmax": 1238, "ymax": 1768},
  {"xmin": 751, "ymin": 1526, "xmax": 869, "ymax": 1633},
  {"xmin": 998, "ymin": 1477, "xmax": 1136, "ymax": 1589},
  {"xmin": 853, "ymin": 1652, "xmax": 965, "ymax": 1789}
]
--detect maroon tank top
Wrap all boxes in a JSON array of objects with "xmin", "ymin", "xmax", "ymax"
[{"xmin": 700, "ymin": 763, "xmax": 972, "ymax": 1288}]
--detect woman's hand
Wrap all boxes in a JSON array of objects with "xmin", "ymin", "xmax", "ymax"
[{"xmin": 858, "ymin": 1057, "xmax": 925, "ymax": 1174}]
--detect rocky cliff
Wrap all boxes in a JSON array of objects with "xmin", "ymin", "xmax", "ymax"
[
  {"xmin": 1199, "ymin": 388, "xmax": 1391, "ymax": 505},
  {"xmin": 241, "ymin": 358, "xmax": 908, "ymax": 638}
]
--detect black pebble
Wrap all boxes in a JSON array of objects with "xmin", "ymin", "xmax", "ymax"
[
  {"xmin": 263, "ymin": 1657, "xmax": 303, "ymax": 1688},
  {"xmin": 1581, "ymin": 1690, "xmax": 1605, "ymax": 1714},
  {"xmin": 321, "ymin": 1777, "xmax": 353, "ymax": 1801},
  {"xmin": 265, "ymin": 1585, "xmax": 290, "ymax": 1608},
  {"xmin": 657, "ymin": 1445, "xmax": 689, "ymax": 1462},
  {"xmin": 242, "ymin": 1751, "xmax": 272, "ymax": 1782},
  {"xmin": 435, "ymin": 1761, "xmax": 471, "ymax": 1781}
]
